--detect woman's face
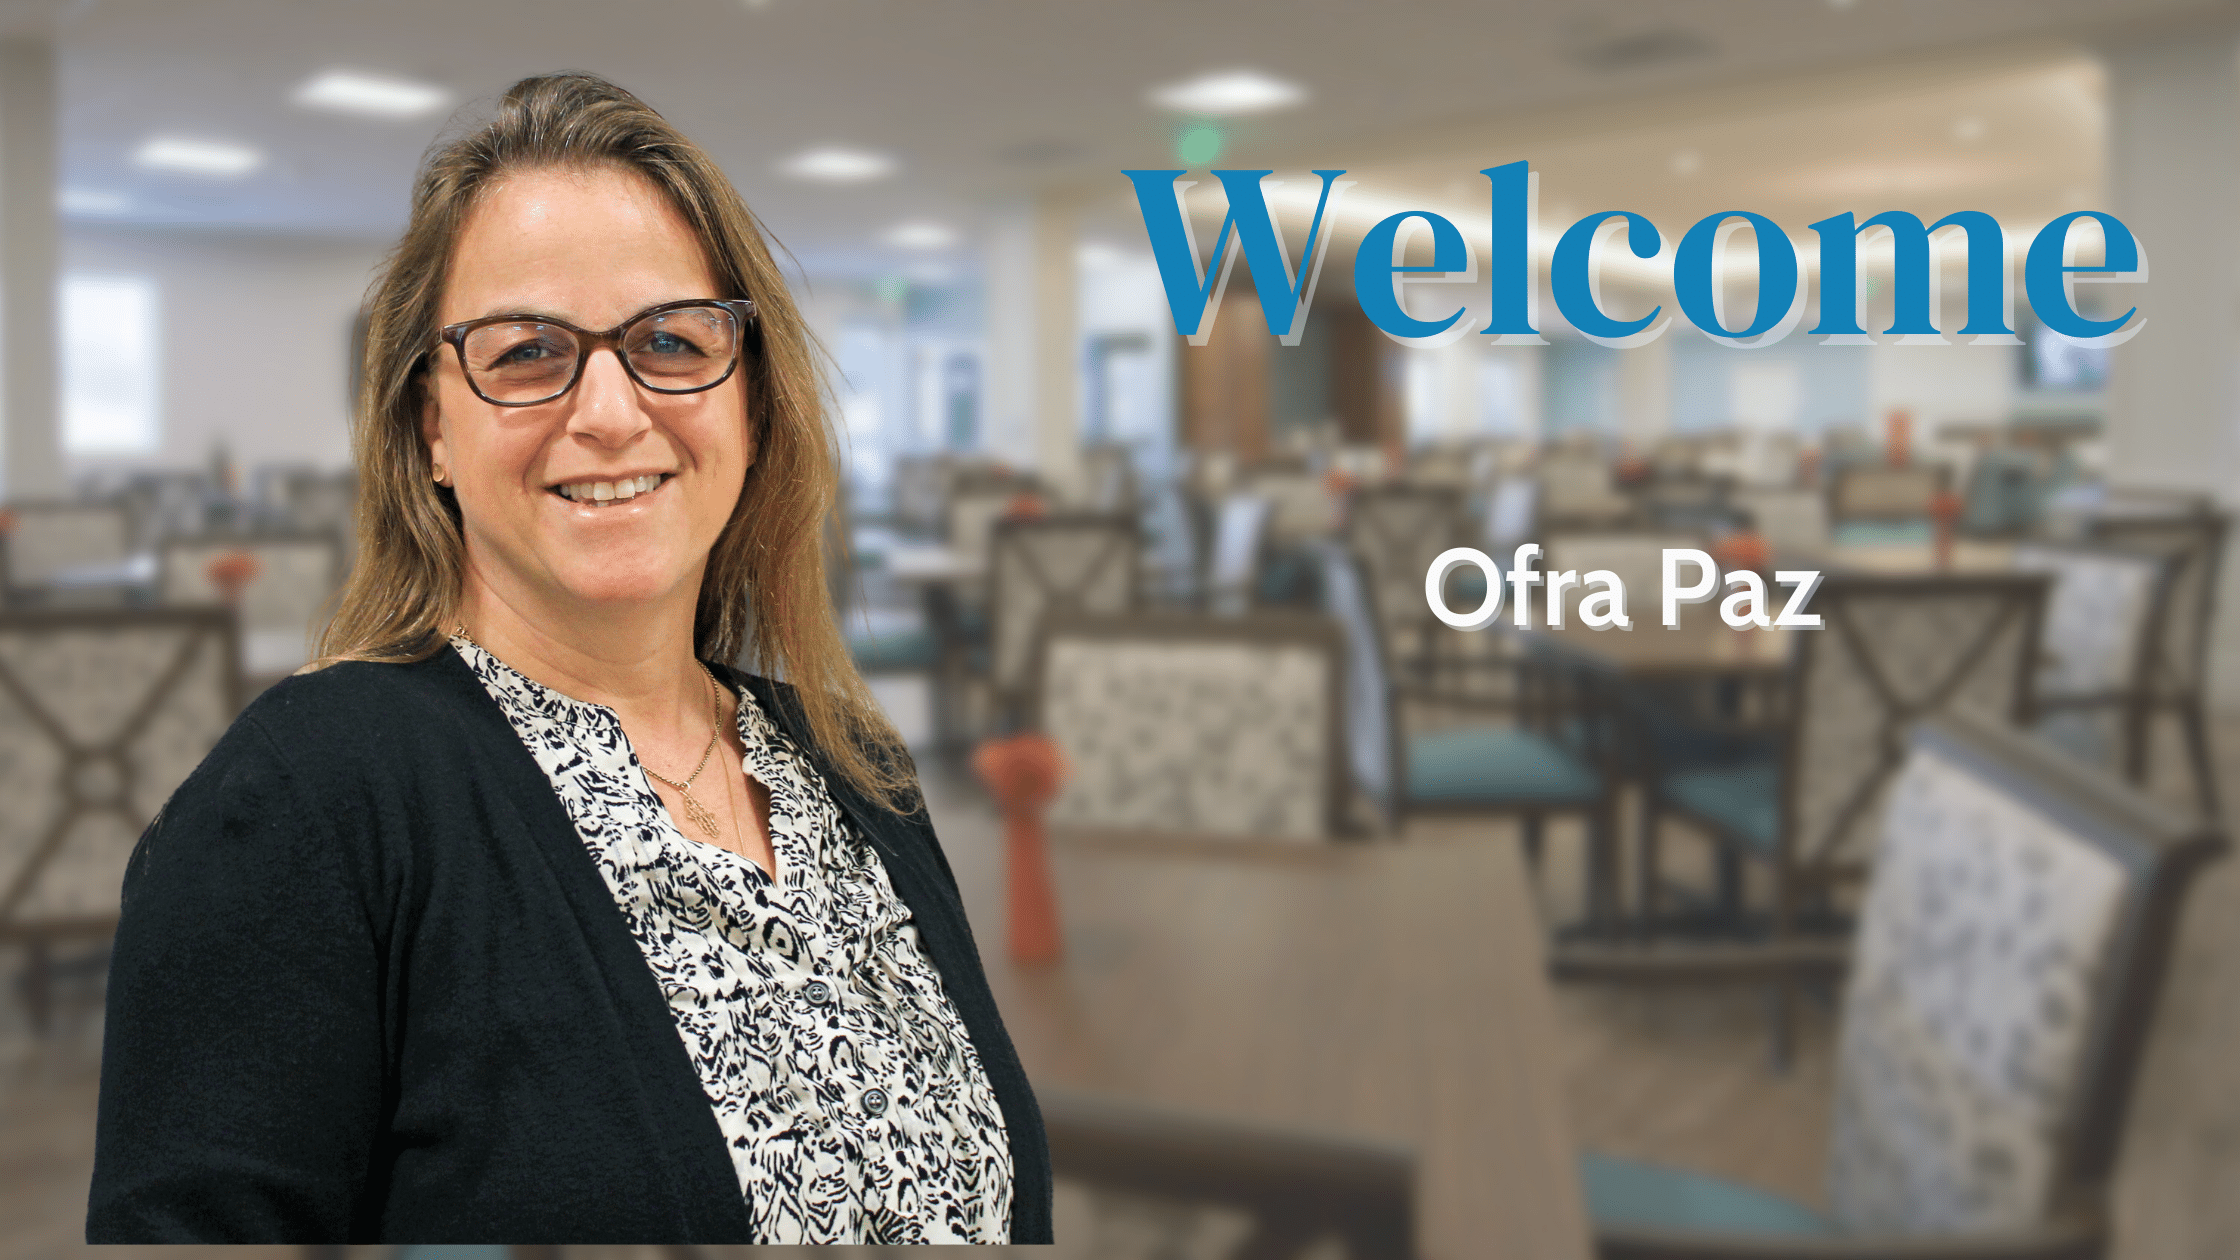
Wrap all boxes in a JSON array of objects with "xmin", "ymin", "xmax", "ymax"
[{"xmin": 424, "ymin": 165, "xmax": 751, "ymax": 618}]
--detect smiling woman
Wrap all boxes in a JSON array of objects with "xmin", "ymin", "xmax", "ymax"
[{"xmin": 86, "ymin": 73, "xmax": 1049, "ymax": 1245}]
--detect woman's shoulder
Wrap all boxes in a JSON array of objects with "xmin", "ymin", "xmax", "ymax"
[{"xmin": 226, "ymin": 651, "xmax": 495, "ymax": 772}]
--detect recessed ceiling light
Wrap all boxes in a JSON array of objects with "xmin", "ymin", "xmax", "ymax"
[
  {"xmin": 778, "ymin": 146, "xmax": 896, "ymax": 183},
  {"xmin": 60, "ymin": 188, "xmax": 130, "ymax": 215},
  {"xmin": 1952, "ymin": 115, "xmax": 1987, "ymax": 142},
  {"xmin": 883, "ymin": 221, "xmax": 957, "ymax": 251},
  {"xmin": 293, "ymin": 69, "xmax": 453, "ymax": 120},
  {"xmin": 1147, "ymin": 69, "xmax": 1307, "ymax": 117},
  {"xmin": 1670, "ymin": 149, "xmax": 1703, "ymax": 176},
  {"xmin": 133, "ymin": 136, "xmax": 263, "ymax": 178}
]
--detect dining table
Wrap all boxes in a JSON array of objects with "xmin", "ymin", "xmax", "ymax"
[{"xmin": 966, "ymin": 825, "xmax": 1594, "ymax": 1260}]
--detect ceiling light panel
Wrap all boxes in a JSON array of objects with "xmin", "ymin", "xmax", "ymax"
[
  {"xmin": 293, "ymin": 69, "xmax": 454, "ymax": 120},
  {"xmin": 1148, "ymin": 69, "xmax": 1307, "ymax": 116},
  {"xmin": 133, "ymin": 136, "xmax": 263, "ymax": 177},
  {"xmin": 779, "ymin": 146, "xmax": 897, "ymax": 183},
  {"xmin": 883, "ymin": 222, "xmax": 957, "ymax": 250}
]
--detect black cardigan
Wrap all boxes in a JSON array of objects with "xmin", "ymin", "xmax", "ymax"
[{"xmin": 86, "ymin": 648, "xmax": 1051, "ymax": 1243}]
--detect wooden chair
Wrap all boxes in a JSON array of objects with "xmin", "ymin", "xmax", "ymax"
[
  {"xmin": 1643, "ymin": 571, "xmax": 2049, "ymax": 932},
  {"xmin": 0, "ymin": 606, "xmax": 241, "ymax": 1031},
  {"xmin": 1582, "ymin": 711, "xmax": 2226, "ymax": 1259},
  {"xmin": 0, "ymin": 501, "xmax": 138, "ymax": 607},
  {"xmin": 1205, "ymin": 492, "xmax": 1274, "ymax": 616},
  {"xmin": 1042, "ymin": 1087, "xmax": 1415, "ymax": 1260},
  {"xmin": 1343, "ymin": 485, "xmax": 1469, "ymax": 683},
  {"xmin": 1540, "ymin": 456, "xmax": 1638, "ymax": 531},
  {"xmin": 986, "ymin": 514, "xmax": 1138, "ymax": 725},
  {"xmin": 1034, "ymin": 611, "xmax": 1345, "ymax": 841},
  {"xmin": 158, "ymin": 531, "xmax": 345, "ymax": 690},
  {"xmin": 1626, "ymin": 572, "xmax": 2049, "ymax": 1062},
  {"xmin": 1828, "ymin": 465, "xmax": 1945, "ymax": 547},
  {"xmin": 2084, "ymin": 505, "xmax": 2226, "ymax": 819},
  {"xmin": 2011, "ymin": 541, "xmax": 2170, "ymax": 780},
  {"xmin": 1080, "ymin": 441, "xmax": 1141, "ymax": 516},
  {"xmin": 1316, "ymin": 540, "xmax": 1621, "ymax": 923},
  {"xmin": 1483, "ymin": 474, "xmax": 1540, "ymax": 554},
  {"xmin": 1733, "ymin": 487, "xmax": 1831, "ymax": 562}
]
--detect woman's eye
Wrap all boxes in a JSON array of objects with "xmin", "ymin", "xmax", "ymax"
[
  {"xmin": 644, "ymin": 330, "xmax": 696, "ymax": 355},
  {"xmin": 501, "ymin": 337, "xmax": 570, "ymax": 364}
]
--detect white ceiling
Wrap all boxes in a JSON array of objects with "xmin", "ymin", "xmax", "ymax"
[{"xmin": 42, "ymin": 0, "xmax": 2212, "ymax": 276}]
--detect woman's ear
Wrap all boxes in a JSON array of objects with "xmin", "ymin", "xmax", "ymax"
[{"xmin": 422, "ymin": 395, "xmax": 451, "ymax": 486}]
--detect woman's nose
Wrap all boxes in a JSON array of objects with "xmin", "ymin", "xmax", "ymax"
[{"xmin": 565, "ymin": 347, "xmax": 652, "ymax": 445}]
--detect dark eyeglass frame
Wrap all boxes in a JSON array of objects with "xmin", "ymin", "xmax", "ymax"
[{"xmin": 433, "ymin": 298, "xmax": 759, "ymax": 408}]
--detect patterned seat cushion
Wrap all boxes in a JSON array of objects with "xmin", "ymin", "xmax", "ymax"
[
  {"xmin": 1582, "ymin": 1152, "xmax": 1835, "ymax": 1237},
  {"xmin": 1405, "ymin": 726, "xmax": 1601, "ymax": 806},
  {"xmin": 1825, "ymin": 744, "xmax": 2130, "ymax": 1234}
]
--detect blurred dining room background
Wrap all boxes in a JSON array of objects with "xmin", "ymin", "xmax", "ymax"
[{"xmin": 6, "ymin": 0, "xmax": 2240, "ymax": 1257}]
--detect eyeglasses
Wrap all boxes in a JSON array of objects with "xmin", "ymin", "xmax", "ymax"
[{"xmin": 434, "ymin": 298, "xmax": 758, "ymax": 407}]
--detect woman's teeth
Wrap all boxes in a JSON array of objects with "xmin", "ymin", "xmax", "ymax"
[{"xmin": 556, "ymin": 474, "xmax": 664, "ymax": 504}]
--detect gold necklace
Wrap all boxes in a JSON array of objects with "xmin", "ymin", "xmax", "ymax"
[
  {"xmin": 452, "ymin": 625, "xmax": 730, "ymax": 841},
  {"xmin": 642, "ymin": 663, "xmax": 728, "ymax": 840}
]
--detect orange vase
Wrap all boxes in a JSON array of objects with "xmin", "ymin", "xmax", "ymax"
[{"xmin": 972, "ymin": 732, "xmax": 1069, "ymax": 964}]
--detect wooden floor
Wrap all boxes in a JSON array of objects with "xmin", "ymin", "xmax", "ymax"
[{"xmin": 3, "ymin": 715, "xmax": 2235, "ymax": 1259}]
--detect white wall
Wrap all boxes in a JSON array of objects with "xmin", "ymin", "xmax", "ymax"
[
  {"xmin": 61, "ymin": 225, "xmax": 384, "ymax": 478},
  {"xmin": 1866, "ymin": 340, "xmax": 2013, "ymax": 439}
]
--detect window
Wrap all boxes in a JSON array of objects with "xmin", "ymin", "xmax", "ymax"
[{"xmin": 61, "ymin": 274, "xmax": 161, "ymax": 454}]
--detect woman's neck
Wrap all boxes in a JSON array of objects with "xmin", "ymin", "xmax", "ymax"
[{"xmin": 453, "ymin": 564, "xmax": 711, "ymax": 731}]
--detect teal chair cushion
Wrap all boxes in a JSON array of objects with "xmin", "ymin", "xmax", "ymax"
[
  {"xmin": 1406, "ymin": 726, "xmax": 1601, "ymax": 806},
  {"xmin": 1832, "ymin": 520, "xmax": 1934, "ymax": 547},
  {"xmin": 1661, "ymin": 762, "xmax": 1781, "ymax": 857},
  {"xmin": 1582, "ymin": 1152, "xmax": 1835, "ymax": 1237},
  {"xmin": 849, "ymin": 627, "xmax": 940, "ymax": 671}
]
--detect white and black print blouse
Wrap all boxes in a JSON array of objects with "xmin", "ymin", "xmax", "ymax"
[{"xmin": 454, "ymin": 637, "xmax": 1012, "ymax": 1244}]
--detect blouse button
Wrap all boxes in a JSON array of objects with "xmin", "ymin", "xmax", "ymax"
[
  {"xmin": 804, "ymin": 979, "xmax": 834, "ymax": 1006},
  {"xmin": 862, "ymin": 1087, "xmax": 890, "ymax": 1116}
]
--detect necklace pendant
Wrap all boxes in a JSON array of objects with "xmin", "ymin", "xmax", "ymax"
[{"xmin": 682, "ymin": 790, "xmax": 721, "ymax": 839}]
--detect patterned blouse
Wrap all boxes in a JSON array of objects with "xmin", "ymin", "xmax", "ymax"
[{"xmin": 454, "ymin": 637, "xmax": 1012, "ymax": 1244}]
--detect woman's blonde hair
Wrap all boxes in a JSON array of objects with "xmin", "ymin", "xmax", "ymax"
[{"xmin": 315, "ymin": 71, "xmax": 912, "ymax": 810}]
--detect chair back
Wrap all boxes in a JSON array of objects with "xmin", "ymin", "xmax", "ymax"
[
  {"xmin": 1080, "ymin": 443, "xmax": 1140, "ymax": 515},
  {"xmin": 889, "ymin": 454, "xmax": 949, "ymax": 535},
  {"xmin": 1206, "ymin": 493, "xmax": 1272, "ymax": 615},
  {"xmin": 1831, "ymin": 465, "xmax": 1943, "ymax": 522},
  {"xmin": 989, "ymin": 514, "xmax": 1137, "ymax": 700},
  {"xmin": 1484, "ymin": 475, "xmax": 1539, "ymax": 553},
  {"xmin": 1312, "ymin": 541, "xmax": 1396, "ymax": 815},
  {"xmin": 0, "ymin": 607, "xmax": 240, "ymax": 948},
  {"xmin": 1959, "ymin": 449, "xmax": 2047, "ymax": 535},
  {"xmin": 0, "ymin": 502, "xmax": 134, "ymax": 601},
  {"xmin": 1735, "ymin": 487, "xmax": 1831, "ymax": 560},
  {"xmin": 1042, "ymin": 1087, "xmax": 1414, "ymax": 1260},
  {"xmin": 1785, "ymin": 572, "xmax": 2048, "ymax": 882},
  {"xmin": 1035, "ymin": 611, "xmax": 1344, "ymax": 840},
  {"xmin": 2086, "ymin": 507, "xmax": 2227, "ymax": 705},
  {"xmin": 1539, "ymin": 458, "xmax": 1634, "ymax": 528},
  {"xmin": 272, "ymin": 469, "xmax": 358, "ymax": 545},
  {"xmin": 2012, "ymin": 544, "xmax": 2163, "ymax": 700},
  {"xmin": 945, "ymin": 487, "xmax": 1021, "ymax": 568},
  {"xmin": 1344, "ymin": 486, "xmax": 1467, "ymax": 669},
  {"xmin": 1826, "ymin": 713, "xmax": 2225, "ymax": 1235},
  {"xmin": 158, "ymin": 533, "xmax": 345, "ymax": 677},
  {"xmin": 1543, "ymin": 533, "xmax": 1697, "ymax": 627},
  {"xmin": 1241, "ymin": 466, "xmax": 1336, "ymax": 543}
]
